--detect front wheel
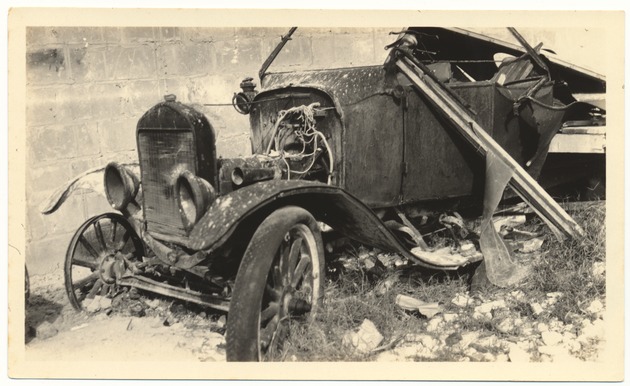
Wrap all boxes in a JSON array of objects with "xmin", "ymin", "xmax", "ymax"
[{"xmin": 226, "ymin": 206, "xmax": 325, "ymax": 361}]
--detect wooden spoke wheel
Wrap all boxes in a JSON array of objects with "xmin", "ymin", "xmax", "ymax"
[
  {"xmin": 64, "ymin": 213, "xmax": 145, "ymax": 311},
  {"xmin": 226, "ymin": 206, "xmax": 325, "ymax": 361}
]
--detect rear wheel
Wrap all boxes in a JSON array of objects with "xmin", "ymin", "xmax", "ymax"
[
  {"xmin": 64, "ymin": 213, "xmax": 145, "ymax": 311},
  {"xmin": 226, "ymin": 206, "xmax": 325, "ymax": 361}
]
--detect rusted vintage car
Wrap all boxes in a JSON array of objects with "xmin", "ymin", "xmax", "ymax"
[{"xmin": 42, "ymin": 27, "xmax": 605, "ymax": 361}]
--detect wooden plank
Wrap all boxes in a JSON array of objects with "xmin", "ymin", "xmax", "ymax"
[
  {"xmin": 548, "ymin": 132, "xmax": 606, "ymax": 154},
  {"xmin": 395, "ymin": 56, "xmax": 584, "ymax": 240}
]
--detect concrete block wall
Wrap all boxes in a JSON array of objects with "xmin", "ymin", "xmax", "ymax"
[{"xmin": 25, "ymin": 26, "xmax": 397, "ymax": 274}]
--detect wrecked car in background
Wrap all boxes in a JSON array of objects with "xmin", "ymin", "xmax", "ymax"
[{"xmin": 41, "ymin": 27, "xmax": 605, "ymax": 361}]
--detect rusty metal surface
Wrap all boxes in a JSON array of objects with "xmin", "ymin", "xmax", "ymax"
[
  {"xmin": 262, "ymin": 66, "xmax": 392, "ymax": 107},
  {"xmin": 186, "ymin": 180, "xmax": 465, "ymax": 270},
  {"xmin": 136, "ymin": 100, "xmax": 217, "ymax": 237}
]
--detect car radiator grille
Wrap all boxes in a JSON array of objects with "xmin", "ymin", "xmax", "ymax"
[{"xmin": 138, "ymin": 130, "xmax": 196, "ymax": 236}]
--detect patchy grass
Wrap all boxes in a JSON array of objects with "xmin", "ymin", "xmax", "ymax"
[{"xmin": 279, "ymin": 201, "xmax": 606, "ymax": 361}]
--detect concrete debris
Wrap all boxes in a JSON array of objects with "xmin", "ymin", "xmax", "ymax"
[
  {"xmin": 536, "ymin": 322, "xmax": 549, "ymax": 333},
  {"xmin": 493, "ymin": 215, "xmax": 527, "ymax": 234},
  {"xmin": 519, "ymin": 238, "xmax": 545, "ymax": 253},
  {"xmin": 36, "ymin": 321, "xmax": 59, "ymax": 340},
  {"xmin": 342, "ymin": 319, "xmax": 384, "ymax": 354},
  {"xmin": 217, "ymin": 315, "xmax": 227, "ymax": 328},
  {"xmin": 591, "ymin": 262, "xmax": 605, "ymax": 279},
  {"xmin": 507, "ymin": 343, "xmax": 531, "ymax": 362},
  {"xmin": 578, "ymin": 319, "xmax": 605, "ymax": 344},
  {"xmin": 586, "ymin": 299, "xmax": 604, "ymax": 315},
  {"xmin": 497, "ymin": 318, "xmax": 516, "ymax": 334},
  {"xmin": 444, "ymin": 332, "xmax": 462, "ymax": 346},
  {"xmin": 426, "ymin": 316, "xmax": 444, "ymax": 333},
  {"xmin": 458, "ymin": 331, "xmax": 480, "ymax": 349},
  {"xmin": 70, "ymin": 323, "xmax": 89, "ymax": 332},
  {"xmin": 395, "ymin": 294, "xmax": 442, "ymax": 318},
  {"xmin": 545, "ymin": 292, "xmax": 564, "ymax": 306},
  {"xmin": 410, "ymin": 246, "xmax": 472, "ymax": 267},
  {"xmin": 145, "ymin": 299, "xmax": 161, "ymax": 309},
  {"xmin": 541, "ymin": 331, "xmax": 563, "ymax": 346},
  {"xmin": 474, "ymin": 299, "xmax": 506, "ymax": 315},
  {"xmin": 451, "ymin": 293, "xmax": 473, "ymax": 308},
  {"xmin": 530, "ymin": 302, "xmax": 545, "ymax": 315},
  {"xmin": 509, "ymin": 290, "xmax": 527, "ymax": 302},
  {"xmin": 442, "ymin": 313, "xmax": 458, "ymax": 323}
]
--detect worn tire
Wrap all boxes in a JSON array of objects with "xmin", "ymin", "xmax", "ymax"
[{"xmin": 226, "ymin": 206, "xmax": 325, "ymax": 361}]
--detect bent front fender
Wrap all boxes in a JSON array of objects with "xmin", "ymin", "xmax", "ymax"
[
  {"xmin": 40, "ymin": 163, "xmax": 140, "ymax": 215},
  {"xmin": 188, "ymin": 180, "xmax": 464, "ymax": 270}
]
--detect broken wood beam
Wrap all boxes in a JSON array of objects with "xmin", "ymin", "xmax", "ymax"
[{"xmin": 395, "ymin": 55, "xmax": 584, "ymax": 240}]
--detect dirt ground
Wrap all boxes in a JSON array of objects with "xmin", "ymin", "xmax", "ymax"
[{"xmin": 25, "ymin": 270, "xmax": 227, "ymax": 362}]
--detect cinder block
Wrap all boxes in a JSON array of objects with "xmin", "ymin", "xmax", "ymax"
[
  {"xmin": 88, "ymin": 83, "xmax": 128, "ymax": 120},
  {"xmin": 25, "ymin": 232, "xmax": 74, "ymax": 275},
  {"xmin": 159, "ymin": 27, "xmax": 181, "ymax": 41},
  {"xmin": 235, "ymin": 27, "xmax": 286, "ymax": 39},
  {"xmin": 233, "ymin": 37, "xmax": 263, "ymax": 70},
  {"xmin": 124, "ymin": 80, "xmax": 162, "ymax": 116},
  {"xmin": 97, "ymin": 118, "xmax": 138, "ymax": 154},
  {"xmin": 54, "ymin": 27, "xmax": 106, "ymax": 45},
  {"xmin": 69, "ymin": 45, "xmax": 108, "ymax": 83},
  {"xmin": 180, "ymin": 27, "xmax": 235, "ymax": 43},
  {"xmin": 105, "ymin": 45, "xmax": 158, "ymax": 80},
  {"xmin": 102, "ymin": 27, "xmax": 122, "ymax": 44},
  {"xmin": 262, "ymin": 35, "xmax": 312, "ymax": 70},
  {"xmin": 333, "ymin": 33, "xmax": 376, "ymax": 66},
  {"xmin": 25, "ymin": 87, "xmax": 59, "ymax": 127},
  {"xmin": 72, "ymin": 122, "xmax": 102, "ymax": 157},
  {"xmin": 25, "ymin": 160, "xmax": 72, "ymax": 195},
  {"xmin": 26, "ymin": 46, "xmax": 70, "ymax": 85},
  {"xmin": 157, "ymin": 42, "xmax": 215, "ymax": 77},
  {"xmin": 29, "ymin": 192, "xmax": 86, "ymax": 239},
  {"xmin": 83, "ymin": 191, "xmax": 116, "ymax": 217},
  {"xmin": 120, "ymin": 27, "xmax": 157, "ymax": 43},
  {"xmin": 311, "ymin": 34, "xmax": 336, "ymax": 68},
  {"xmin": 28, "ymin": 124, "xmax": 75, "ymax": 163},
  {"xmin": 56, "ymin": 83, "xmax": 93, "ymax": 121}
]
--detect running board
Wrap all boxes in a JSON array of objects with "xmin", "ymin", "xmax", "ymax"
[
  {"xmin": 395, "ymin": 55, "xmax": 584, "ymax": 240},
  {"xmin": 118, "ymin": 275, "xmax": 230, "ymax": 312}
]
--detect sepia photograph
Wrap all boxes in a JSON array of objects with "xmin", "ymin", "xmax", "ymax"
[{"xmin": 6, "ymin": 7, "xmax": 624, "ymax": 382}]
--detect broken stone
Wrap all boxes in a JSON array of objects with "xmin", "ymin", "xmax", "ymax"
[
  {"xmin": 442, "ymin": 313, "xmax": 458, "ymax": 323},
  {"xmin": 536, "ymin": 322, "xmax": 549, "ymax": 333},
  {"xmin": 426, "ymin": 316, "xmax": 444, "ymax": 333},
  {"xmin": 376, "ymin": 277, "xmax": 397, "ymax": 296},
  {"xmin": 493, "ymin": 215, "xmax": 527, "ymax": 234},
  {"xmin": 497, "ymin": 318, "xmax": 515, "ymax": 334},
  {"xmin": 84, "ymin": 296, "xmax": 103, "ymax": 313},
  {"xmin": 451, "ymin": 293, "xmax": 473, "ymax": 308},
  {"xmin": 578, "ymin": 319, "xmax": 605, "ymax": 343},
  {"xmin": 395, "ymin": 294, "xmax": 442, "ymax": 318},
  {"xmin": 444, "ymin": 332, "xmax": 462, "ymax": 346},
  {"xmin": 530, "ymin": 302, "xmax": 544, "ymax": 316},
  {"xmin": 217, "ymin": 315, "xmax": 227, "ymax": 328},
  {"xmin": 586, "ymin": 299, "xmax": 604, "ymax": 315},
  {"xmin": 507, "ymin": 343, "xmax": 530, "ymax": 362},
  {"xmin": 36, "ymin": 321, "xmax": 58, "ymax": 340},
  {"xmin": 342, "ymin": 319, "xmax": 384, "ymax": 354},
  {"xmin": 519, "ymin": 238, "xmax": 544, "ymax": 253},
  {"xmin": 458, "ymin": 332, "xmax": 480, "ymax": 349},
  {"xmin": 99, "ymin": 296, "xmax": 112, "ymax": 310},
  {"xmin": 474, "ymin": 299, "xmax": 506, "ymax": 315},
  {"xmin": 163, "ymin": 314, "xmax": 178, "ymax": 326},
  {"xmin": 592, "ymin": 262, "xmax": 605, "ymax": 279},
  {"xmin": 145, "ymin": 298, "xmax": 161, "ymax": 309},
  {"xmin": 70, "ymin": 323, "xmax": 89, "ymax": 332},
  {"xmin": 509, "ymin": 290, "xmax": 527, "ymax": 303},
  {"xmin": 128, "ymin": 287, "xmax": 141, "ymax": 300},
  {"xmin": 541, "ymin": 331, "xmax": 563, "ymax": 346}
]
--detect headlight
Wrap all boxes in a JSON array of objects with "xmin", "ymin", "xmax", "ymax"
[
  {"xmin": 176, "ymin": 171, "xmax": 216, "ymax": 231},
  {"xmin": 104, "ymin": 162, "xmax": 139, "ymax": 211}
]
